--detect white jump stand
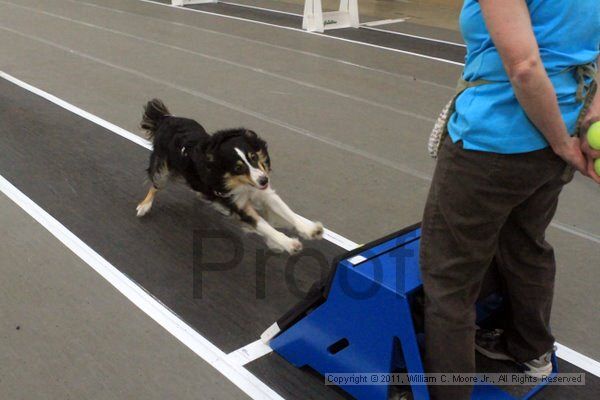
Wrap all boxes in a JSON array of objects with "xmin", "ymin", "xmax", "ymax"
[
  {"xmin": 172, "ymin": 0, "xmax": 217, "ymax": 6},
  {"xmin": 303, "ymin": 0, "xmax": 359, "ymax": 33}
]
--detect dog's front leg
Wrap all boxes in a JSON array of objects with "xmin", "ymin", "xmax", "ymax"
[
  {"xmin": 262, "ymin": 191, "xmax": 324, "ymax": 240},
  {"xmin": 242, "ymin": 203, "xmax": 303, "ymax": 255}
]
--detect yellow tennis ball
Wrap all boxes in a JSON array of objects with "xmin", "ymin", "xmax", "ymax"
[
  {"xmin": 588, "ymin": 122, "xmax": 600, "ymax": 150},
  {"xmin": 594, "ymin": 159, "xmax": 600, "ymax": 176}
]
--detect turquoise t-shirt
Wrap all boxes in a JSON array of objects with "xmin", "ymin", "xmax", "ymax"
[{"xmin": 448, "ymin": 0, "xmax": 600, "ymax": 154}]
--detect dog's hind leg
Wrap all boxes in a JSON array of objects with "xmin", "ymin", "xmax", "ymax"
[
  {"xmin": 136, "ymin": 156, "xmax": 169, "ymax": 217},
  {"xmin": 136, "ymin": 186, "xmax": 158, "ymax": 217}
]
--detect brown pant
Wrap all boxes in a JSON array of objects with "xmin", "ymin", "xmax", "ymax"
[{"xmin": 420, "ymin": 138, "xmax": 571, "ymax": 400}]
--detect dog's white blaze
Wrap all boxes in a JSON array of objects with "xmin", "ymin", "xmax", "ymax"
[{"xmin": 234, "ymin": 148, "xmax": 265, "ymax": 187}]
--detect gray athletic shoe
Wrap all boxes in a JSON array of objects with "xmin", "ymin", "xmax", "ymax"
[
  {"xmin": 520, "ymin": 347, "xmax": 555, "ymax": 379},
  {"xmin": 475, "ymin": 328, "xmax": 555, "ymax": 378}
]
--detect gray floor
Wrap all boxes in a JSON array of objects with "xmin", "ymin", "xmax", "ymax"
[
  {"xmin": 0, "ymin": 0, "xmax": 598, "ymax": 398},
  {"xmin": 0, "ymin": 193, "xmax": 249, "ymax": 400}
]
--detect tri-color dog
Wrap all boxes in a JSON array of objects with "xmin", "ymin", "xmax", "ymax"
[{"xmin": 136, "ymin": 99, "xmax": 323, "ymax": 254}]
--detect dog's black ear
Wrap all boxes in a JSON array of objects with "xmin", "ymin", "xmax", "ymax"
[
  {"xmin": 204, "ymin": 148, "xmax": 217, "ymax": 170},
  {"xmin": 197, "ymin": 141, "xmax": 216, "ymax": 169},
  {"xmin": 245, "ymin": 129, "xmax": 267, "ymax": 152}
]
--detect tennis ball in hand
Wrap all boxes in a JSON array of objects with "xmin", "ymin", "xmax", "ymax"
[
  {"xmin": 594, "ymin": 159, "xmax": 600, "ymax": 176},
  {"xmin": 588, "ymin": 122, "xmax": 600, "ymax": 150}
]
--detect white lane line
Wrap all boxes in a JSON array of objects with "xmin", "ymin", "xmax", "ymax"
[
  {"xmin": 0, "ymin": 70, "xmax": 152, "ymax": 151},
  {"xmin": 71, "ymin": 0, "xmax": 454, "ymax": 92},
  {"xmin": 361, "ymin": 26, "xmax": 466, "ymax": 48},
  {"xmin": 0, "ymin": 173, "xmax": 285, "ymax": 400},
  {"xmin": 2, "ymin": 71, "xmax": 600, "ymax": 378},
  {"xmin": 362, "ymin": 18, "xmax": 408, "ymax": 27},
  {"xmin": 556, "ymin": 344, "xmax": 600, "ymax": 378},
  {"xmin": 136, "ymin": 0, "xmax": 465, "ymax": 66},
  {"xmin": 227, "ymin": 340, "xmax": 274, "ymax": 366},
  {"xmin": 0, "ymin": 25, "xmax": 433, "ymax": 182},
  {"xmin": 551, "ymin": 220, "xmax": 600, "ymax": 244},
  {"xmin": 1, "ymin": 0, "xmax": 435, "ymax": 123}
]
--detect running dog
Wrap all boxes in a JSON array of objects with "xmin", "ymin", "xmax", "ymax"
[{"xmin": 136, "ymin": 99, "xmax": 323, "ymax": 254}]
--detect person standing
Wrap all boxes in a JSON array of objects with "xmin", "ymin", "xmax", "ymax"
[{"xmin": 420, "ymin": 1, "xmax": 599, "ymax": 399}]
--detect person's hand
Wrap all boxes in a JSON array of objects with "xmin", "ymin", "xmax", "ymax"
[{"xmin": 552, "ymin": 136, "xmax": 588, "ymax": 177}]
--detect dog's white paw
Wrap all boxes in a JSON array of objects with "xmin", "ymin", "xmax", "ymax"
[
  {"xmin": 266, "ymin": 236, "xmax": 303, "ymax": 255},
  {"xmin": 284, "ymin": 238, "xmax": 303, "ymax": 255},
  {"xmin": 136, "ymin": 202, "xmax": 152, "ymax": 217},
  {"xmin": 297, "ymin": 221, "xmax": 324, "ymax": 240}
]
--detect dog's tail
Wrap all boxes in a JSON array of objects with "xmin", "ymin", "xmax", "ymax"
[{"xmin": 141, "ymin": 99, "xmax": 171, "ymax": 139}]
